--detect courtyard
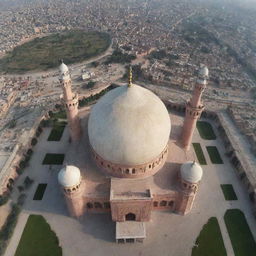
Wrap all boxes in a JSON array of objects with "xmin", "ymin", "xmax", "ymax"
[{"xmin": 3, "ymin": 115, "xmax": 256, "ymax": 256}]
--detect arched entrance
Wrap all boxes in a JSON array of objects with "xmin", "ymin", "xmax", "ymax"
[{"xmin": 125, "ymin": 213, "xmax": 136, "ymax": 221}]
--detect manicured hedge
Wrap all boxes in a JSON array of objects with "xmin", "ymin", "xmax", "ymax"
[
  {"xmin": 206, "ymin": 146, "xmax": 223, "ymax": 164},
  {"xmin": 224, "ymin": 209, "xmax": 256, "ymax": 256},
  {"xmin": 192, "ymin": 217, "xmax": 227, "ymax": 256},
  {"xmin": 221, "ymin": 184, "xmax": 237, "ymax": 201},
  {"xmin": 197, "ymin": 121, "xmax": 216, "ymax": 140},
  {"xmin": 33, "ymin": 184, "xmax": 47, "ymax": 201},
  {"xmin": 193, "ymin": 143, "xmax": 207, "ymax": 165},
  {"xmin": 47, "ymin": 124, "xmax": 65, "ymax": 141},
  {"xmin": 14, "ymin": 215, "xmax": 62, "ymax": 256},
  {"xmin": 42, "ymin": 154, "xmax": 65, "ymax": 165}
]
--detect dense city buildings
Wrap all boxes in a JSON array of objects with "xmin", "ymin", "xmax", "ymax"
[{"xmin": 0, "ymin": 0, "xmax": 255, "ymax": 255}]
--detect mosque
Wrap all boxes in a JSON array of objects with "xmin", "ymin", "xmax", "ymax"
[{"xmin": 57, "ymin": 62, "xmax": 208, "ymax": 243}]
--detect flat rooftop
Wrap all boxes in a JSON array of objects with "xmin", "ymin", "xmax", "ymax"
[
  {"xmin": 111, "ymin": 178, "xmax": 152, "ymax": 200},
  {"xmin": 116, "ymin": 221, "xmax": 146, "ymax": 240}
]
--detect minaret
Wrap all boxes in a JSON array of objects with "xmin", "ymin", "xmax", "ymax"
[
  {"xmin": 58, "ymin": 165, "xmax": 84, "ymax": 218},
  {"xmin": 59, "ymin": 62, "xmax": 82, "ymax": 142},
  {"xmin": 177, "ymin": 161, "xmax": 203, "ymax": 215},
  {"xmin": 181, "ymin": 65, "xmax": 209, "ymax": 150}
]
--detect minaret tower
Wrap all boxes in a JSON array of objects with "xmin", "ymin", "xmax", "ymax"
[
  {"xmin": 177, "ymin": 161, "xmax": 203, "ymax": 215},
  {"xmin": 59, "ymin": 62, "xmax": 82, "ymax": 142},
  {"xmin": 58, "ymin": 165, "xmax": 84, "ymax": 218},
  {"xmin": 181, "ymin": 65, "xmax": 209, "ymax": 150}
]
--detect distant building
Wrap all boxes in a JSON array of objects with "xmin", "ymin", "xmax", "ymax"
[{"xmin": 81, "ymin": 71, "xmax": 95, "ymax": 81}]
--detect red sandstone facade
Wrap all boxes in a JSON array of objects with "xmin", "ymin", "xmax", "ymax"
[
  {"xmin": 91, "ymin": 145, "xmax": 169, "ymax": 179},
  {"xmin": 61, "ymin": 171, "xmax": 201, "ymax": 219}
]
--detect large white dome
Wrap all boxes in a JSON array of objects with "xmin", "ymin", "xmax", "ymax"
[
  {"xmin": 58, "ymin": 165, "xmax": 81, "ymax": 187},
  {"xmin": 88, "ymin": 84, "xmax": 171, "ymax": 166},
  {"xmin": 181, "ymin": 161, "xmax": 203, "ymax": 183}
]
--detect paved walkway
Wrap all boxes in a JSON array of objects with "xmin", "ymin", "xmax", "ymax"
[
  {"xmin": 0, "ymin": 201, "xmax": 11, "ymax": 229},
  {"xmin": 4, "ymin": 212, "xmax": 29, "ymax": 256}
]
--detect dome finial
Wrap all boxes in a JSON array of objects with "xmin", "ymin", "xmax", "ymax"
[{"xmin": 128, "ymin": 65, "xmax": 133, "ymax": 87}]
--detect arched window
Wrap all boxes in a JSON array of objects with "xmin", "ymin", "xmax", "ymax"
[
  {"xmin": 153, "ymin": 201, "xmax": 158, "ymax": 207},
  {"xmin": 94, "ymin": 202, "xmax": 103, "ymax": 208},
  {"xmin": 104, "ymin": 202, "xmax": 110, "ymax": 209},
  {"xmin": 125, "ymin": 169, "xmax": 129, "ymax": 174},
  {"xmin": 168, "ymin": 201, "xmax": 174, "ymax": 208},
  {"xmin": 160, "ymin": 200, "xmax": 167, "ymax": 207},
  {"xmin": 87, "ymin": 202, "xmax": 93, "ymax": 209},
  {"xmin": 125, "ymin": 213, "xmax": 136, "ymax": 221},
  {"xmin": 132, "ymin": 168, "xmax": 136, "ymax": 174}
]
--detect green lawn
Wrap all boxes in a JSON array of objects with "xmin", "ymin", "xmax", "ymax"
[
  {"xmin": 192, "ymin": 217, "xmax": 227, "ymax": 256},
  {"xmin": 192, "ymin": 143, "xmax": 207, "ymax": 165},
  {"xmin": 224, "ymin": 209, "xmax": 256, "ymax": 256},
  {"xmin": 221, "ymin": 184, "xmax": 238, "ymax": 200},
  {"xmin": 0, "ymin": 30, "xmax": 111, "ymax": 73},
  {"xmin": 33, "ymin": 184, "xmax": 47, "ymax": 200},
  {"xmin": 206, "ymin": 146, "xmax": 223, "ymax": 164},
  {"xmin": 197, "ymin": 121, "xmax": 216, "ymax": 140},
  {"xmin": 47, "ymin": 124, "xmax": 66, "ymax": 141},
  {"xmin": 15, "ymin": 215, "xmax": 62, "ymax": 256},
  {"xmin": 42, "ymin": 154, "xmax": 64, "ymax": 165}
]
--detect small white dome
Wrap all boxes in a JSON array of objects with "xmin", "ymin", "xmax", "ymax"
[
  {"xmin": 181, "ymin": 161, "xmax": 203, "ymax": 183},
  {"xmin": 58, "ymin": 165, "xmax": 81, "ymax": 187},
  {"xmin": 88, "ymin": 84, "xmax": 171, "ymax": 166},
  {"xmin": 59, "ymin": 62, "xmax": 69, "ymax": 73},
  {"xmin": 199, "ymin": 66, "xmax": 209, "ymax": 78}
]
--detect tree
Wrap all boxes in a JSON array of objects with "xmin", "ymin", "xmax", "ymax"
[
  {"xmin": 91, "ymin": 61, "xmax": 99, "ymax": 67},
  {"xmin": 8, "ymin": 120, "xmax": 16, "ymax": 129},
  {"xmin": 31, "ymin": 138, "xmax": 37, "ymax": 146},
  {"xmin": 19, "ymin": 160, "xmax": 27, "ymax": 169},
  {"xmin": 48, "ymin": 111, "xmax": 54, "ymax": 118},
  {"xmin": 87, "ymin": 81, "xmax": 96, "ymax": 89}
]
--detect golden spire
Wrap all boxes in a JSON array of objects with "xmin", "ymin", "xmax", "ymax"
[{"xmin": 128, "ymin": 65, "xmax": 132, "ymax": 87}]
